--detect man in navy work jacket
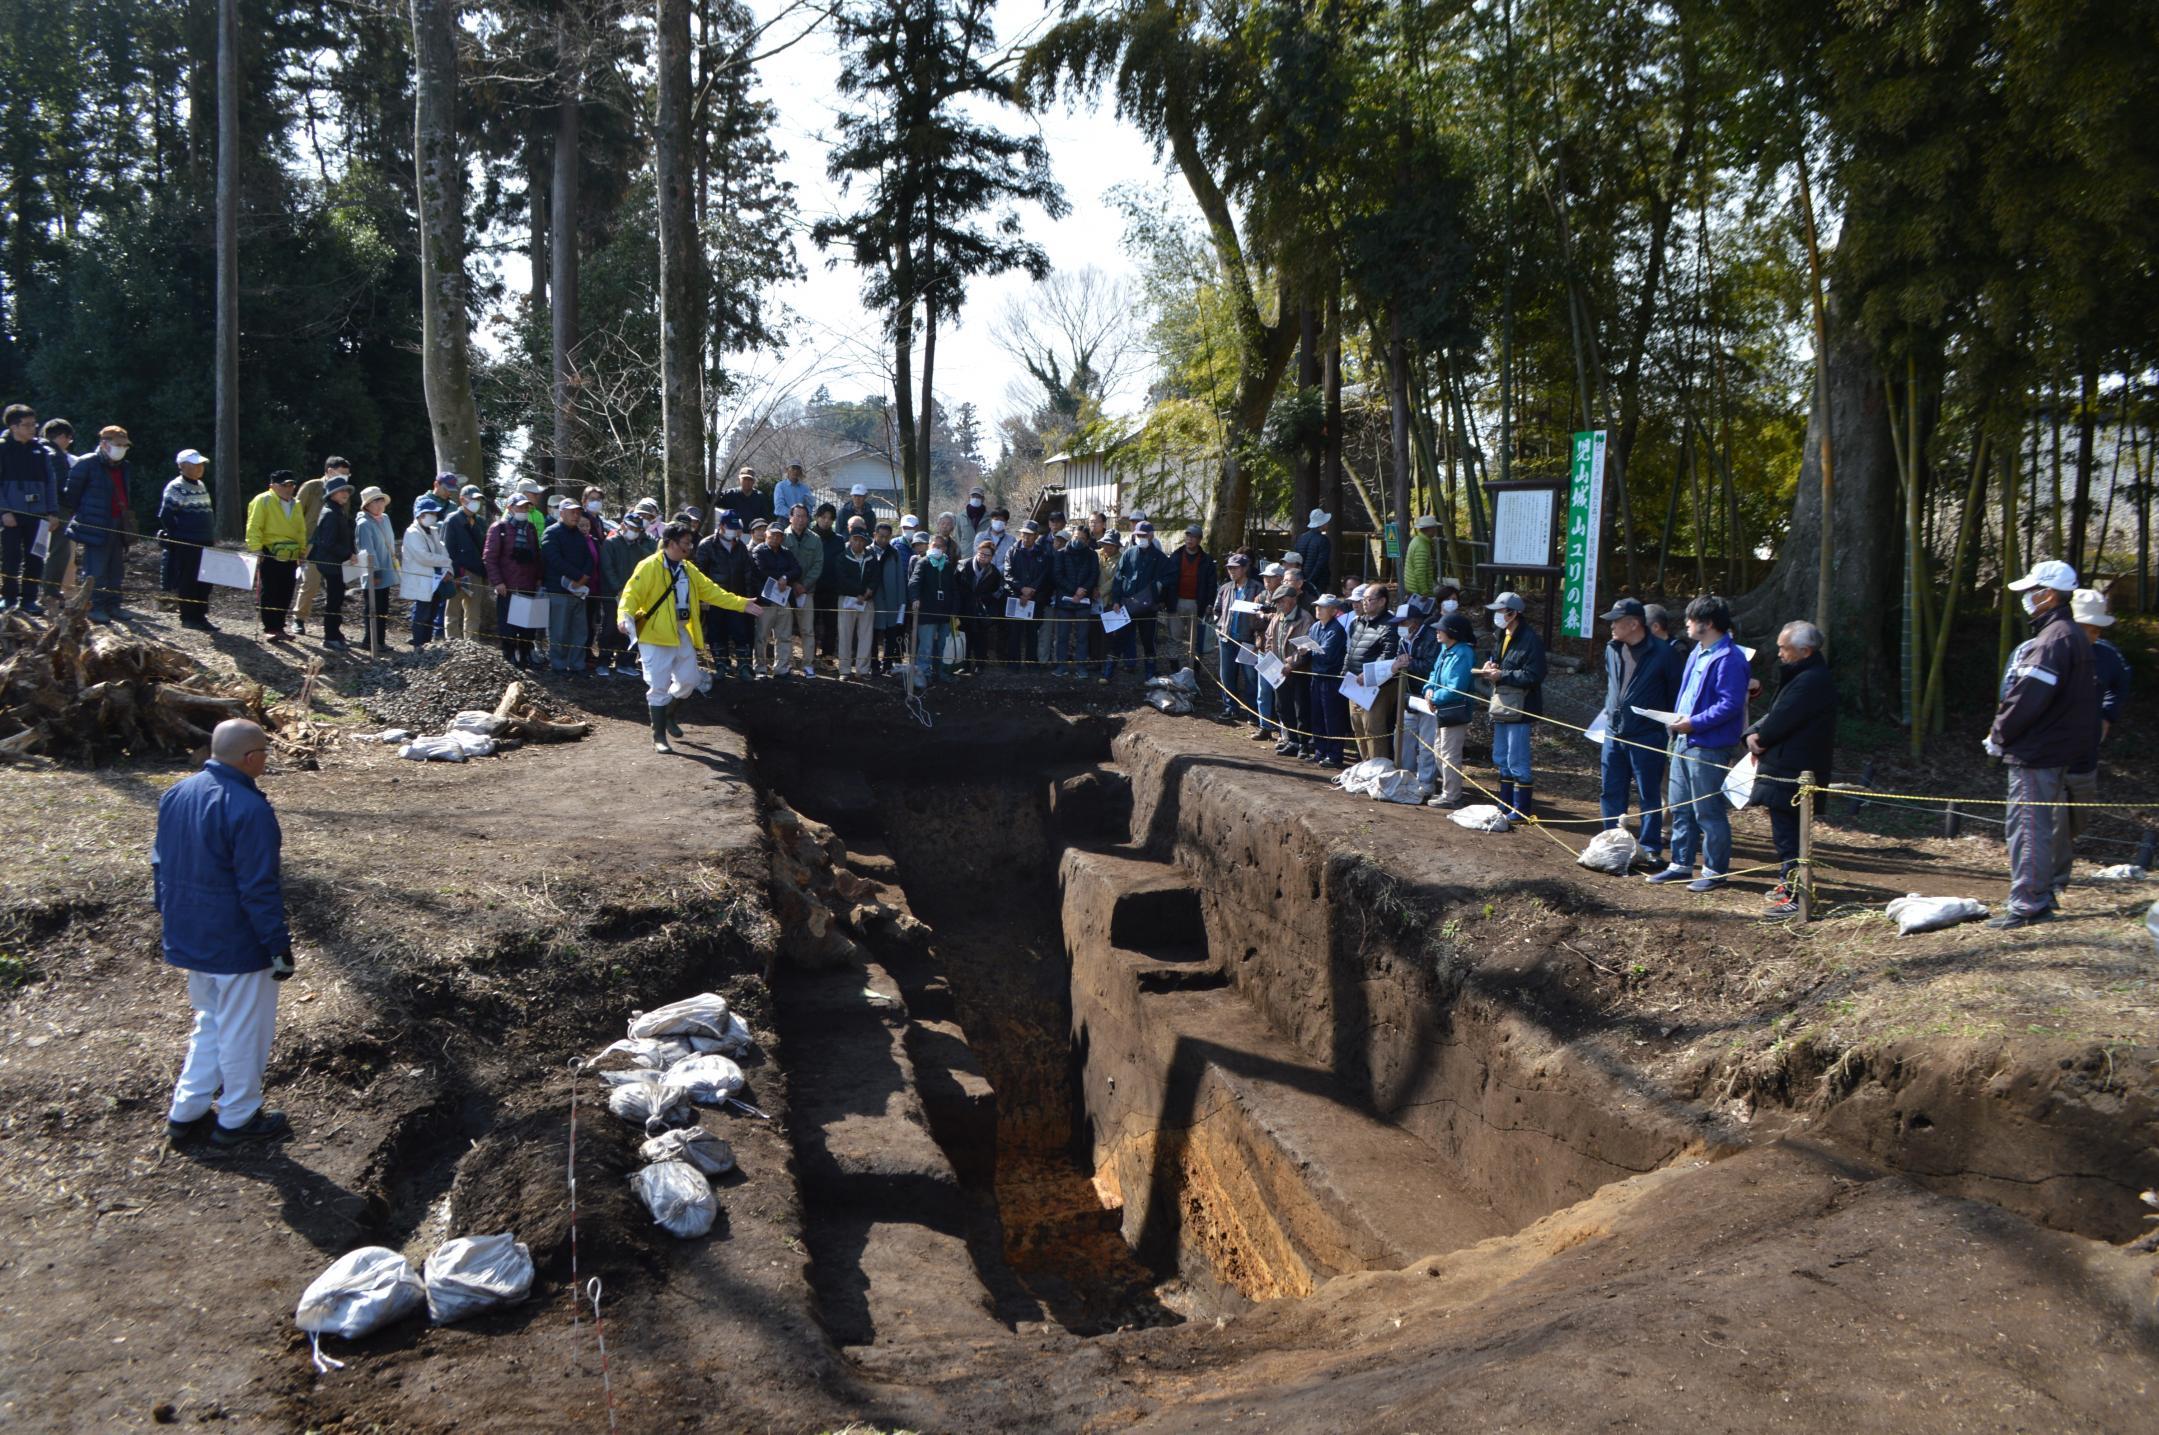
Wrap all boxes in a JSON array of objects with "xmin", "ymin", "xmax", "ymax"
[
  {"xmin": 155, "ymin": 719, "xmax": 295, "ymax": 1147},
  {"xmin": 1985, "ymin": 559, "xmax": 2096, "ymax": 929},
  {"xmin": 1597, "ymin": 597, "xmax": 1683, "ymax": 867}
]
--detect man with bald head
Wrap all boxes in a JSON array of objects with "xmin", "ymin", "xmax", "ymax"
[{"xmin": 155, "ymin": 719, "xmax": 295, "ymax": 1146}]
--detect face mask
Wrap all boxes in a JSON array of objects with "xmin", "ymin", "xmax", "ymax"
[
  {"xmin": 928, "ymin": 553, "xmax": 949, "ymax": 569},
  {"xmin": 2021, "ymin": 591, "xmax": 2043, "ymax": 616},
  {"xmin": 586, "ymin": 500, "xmax": 602, "ymax": 515},
  {"xmin": 462, "ymin": 499, "xmax": 479, "ymax": 513},
  {"xmin": 419, "ymin": 513, "xmax": 437, "ymax": 528},
  {"xmin": 991, "ymin": 519, "xmax": 1005, "ymax": 533},
  {"xmin": 106, "ymin": 444, "xmax": 129, "ymax": 461},
  {"xmin": 1441, "ymin": 598, "xmax": 1458, "ymax": 614},
  {"xmin": 1135, "ymin": 536, "xmax": 1152, "ymax": 548}
]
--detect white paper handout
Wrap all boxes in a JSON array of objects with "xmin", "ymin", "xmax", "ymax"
[
  {"xmin": 1584, "ymin": 710, "xmax": 1610, "ymax": 745},
  {"xmin": 507, "ymin": 591, "xmax": 550, "ymax": 628},
  {"xmin": 1407, "ymin": 694, "xmax": 1436, "ymax": 716},
  {"xmin": 1101, "ymin": 607, "xmax": 1131, "ymax": 634},
  {"xmin": 342, "ymin": 560, "xmax": 367, "ymax": 585},
  {"xmin": 1235, "ymin": 643, "xmax": 1259, "ymax": 668},
  {"xmin": 1005, "ymin": 597, "xmax": 1035, "ymax": 620},
  {"xmin": 1340, "ymin": 676, "xmax": 1379, "ymax": 711},
  {"xmin": 1290, "ymin": 634, "xmax": 1319, "ymax": 652},
  {"xmin": 29, "ymin": 520, "xmax": 51, "ymax": 562},
  {"xmin": 198, "ymin": 548, "xmax": 259, "ymax": 590},
  {"xmin": 1740, "ymin": 645, "xmax": 1758, "ymax": 664},
  {"xmin": 760, "ymin": 577, "xmax": 789, "ymax": 605},
  {"xmin": 1256, "ymin": 652, "xmax": 1286, "ymax": 689},
  {"xmin": 1360, "ymin": 659, "xmax": 1394, "ymax": 689},
  {"xmin": 1631, "ymin": 705, "xmax": 1685, "ymax": 727},
  {"xmin": 840, "ymin": 596, "xmax": 866, "ymax": 611},
  {"xmin": 398, "ymin": 568, "xmax": 442, "ymax": 601},
  {"xmin": 1722, "ymin": 751, "xmax": 1759, "ymax": 809},
  {"xmin": 1229, "ymin": 599, "xmax": 1267, "ymax": 615}
]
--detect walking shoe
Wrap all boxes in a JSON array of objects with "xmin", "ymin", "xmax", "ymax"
[
  {"xmin": 1426, "ymin": 794, "xmax": 1466, "ymax": 809},
  {"xmin": 166, "ymin": 1112, "xmax": 214, "ymax": 1145},
  {"xmin": 1984, "ymin": 909, "xmax": 2053, "ymax": 931},
  {"xmin": 322, "ymin": 637, "xmax": 349, "ymax": 651},
  {"xmin": 1686, "ymin": 873, "xmax": 1728, "ymax": 893},
  {"xmin": 210, "ymin": 1109, "xmax": 291, "ymax": 1146},
  {"xmin": 1249, "ymin": 729, "xmax": 1272, "ymax": 741},
  {"xmin": 18, "ymin": 599, "xmax": 42, "ymax": 616},
  {"xmin": 1318, "ymin": 756, "xmax": 1343, "ymax": 770},
  {"xmin": 1763, "ymin": 882, "xmax": 1792, "ymax": 905},
  {"xmin": 1275, "ymin": 741, "xmax": 1298, "ymax": 755},
  {"xmin": 1097, "ymin": 673, "xmax": 1110, "ymax": 685},
  {"xmin": 1644, "ymin": 865, "xmax": 1692, "ymax": 885},
  {"xmin": 1763, "ymin": 898, "xmax": 1801, "ymax": 920}
]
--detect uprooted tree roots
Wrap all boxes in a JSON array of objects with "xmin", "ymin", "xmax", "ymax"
[{"xmin": 0, "ymin": 589, "xmax": 319, "ymax": 764}]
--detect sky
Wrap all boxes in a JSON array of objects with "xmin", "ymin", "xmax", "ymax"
[{"xmin": 741, "ymin": 0, "xmax": 1169, "ymax": 446}]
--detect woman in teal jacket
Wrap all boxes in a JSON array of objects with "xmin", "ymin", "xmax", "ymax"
[{"xmin": 1422, "ymin": 611, "xmax": 1478, "ymax": 808}]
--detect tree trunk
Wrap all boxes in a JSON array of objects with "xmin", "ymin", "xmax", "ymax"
[
  {"xmin": 1795, "ymin": 147, "xmax": 1834, "ymax": 635},
  {"xmin": 213, "ymin": 0, "xmax": 242, "ymax": 539},
  {"xmin": 1734, "ymin": 310, "xmax": 1898, "ymax": 713},
  {"xmin": 1386, "ymin": 315, "xmax": 1411, "ymax": 577},
  {"xmin": 918, "ymin": 306, "xmax": 938, "ymax": 516},
  {"xmin": 411, "ymin": 0, "xmax": 486, "ymax": 482},
  {"xmin": 2069, "ymin": 362, "xmax": 2097, "ymax": 573},
  {"xmin": 892, "ymin": 300, "xmax": 920, "ymax": 519},
  {"xmin": 1323, "ymin": 301, "xmax": 1343, "ymax": 547},
  {"xmin": 655, "ymin": 0, "xmax": 702, "ymax": 514},
  {"xmin": 549, "ymin": 38, "xmax": 581, "ymax": 492},
  {"xmin": 528, "ymin": 133, "xmax": 549, "ymax": 314},
  {"xmin": 1292, "ymin": 304, "xmax": 1319, "ymax": 526}
]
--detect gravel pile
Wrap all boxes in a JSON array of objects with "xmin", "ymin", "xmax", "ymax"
[{"xmin": 349, "ymin": 640, "xmax": 582, "ymax": 732}]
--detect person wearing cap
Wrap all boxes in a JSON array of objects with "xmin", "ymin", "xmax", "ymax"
[
  {"xmin": 413, "ymin": 472, "xmax": 460, "ymax": 524},
  {"xmin": 59, "ymin": 425, "xmax": 138, "ymax": 623},
  {"xmin": 156, "ymin": 719, "xmax": 297, "ymax": 1149},
  {"xmin": 1403, "ymin": 514, "xmax": 1441, "ymax": 601},
  {"xmin": 772, "ymin": 463, "xmax": 814, "ymax": 518},
  {"xmin": 1266, "ymin": 582, "xmax": 1315, "ymax": 757},
  {"xmin": 155, "ymin": 449, "xmax": 219, "ymax": 630},
  {"xmin": 1248, "ymin": 561, "xmax": 1288, "ymax": 740},
  {"xmin": 1050, "ymin": 522, "xmax": 1101, "ymax": 677},
  {"xmin": 618, "ymin": 521, "xmax": 763, "ymax": 752},
  {"xmin": 1390, "ymin": 595, "xmax": 1442, "ymax": 780},
  {"xmin": 1210, "ymin": 551, "xmax": 1260, "ymax": 718},
  {"xmin": 1742, "ymin": 621, "xmax": 1837, "ymax": 918},
  {"xmin": 353, "ymin": 487, "xmax": 399, "ymax": 650},
  {"xmin": 694, "ymin": 513, "xmax": 757, "ymax": 678},
  {"xmin": 442, "ymin": 483, "xmax": 492, "ymax": 641},
  {"xmin": 750, "ymin": 518, "xmax": 807, "ymax": 677},
  {"xmin": 2054, "ymin": 588, "xmax": 2132, "ymax": 894},
  {"xmin": 288, "ymin": 457, "xmax": 345, "ymax": 633},
  {"xmin": 1305, "ymin": 592, "xmax": 1350, "ymax": 768},
  {"xmin": 1422, "ymin": 609, "xmax": 1480, "ymax": 806},
  {"xmin": 1645, "ymin": 594, "xmax": 1748, "ymax": 892},
  {"xmin": 1100, "ymin": 519, "xmax": 1173, "ymax": 682},
  {"xmin": 728, "ymin": 466, "xmax": 773, "ymax": 526},
  {"xmin": 305, "ymin": 473, "xmax": 358, "ymax": 649},
  {"xmin": 830, "ymin": 519, "xmax": 882, "ymax": 679},
  {"xmin": 1476, "ymin": 591, "xmax": 1546, "ymax": 821},
  {"xmin": 1597, "ymin": 597, "xmax": 1683, "ymax": 867},
  {"xmin": 483, "ymin": 490, "xmax": 546, "ymax": 667},
  {"xmin": 1343, "ymin": 584, "xmax": 1401, "ymax": 761},
  {"xmin": 401, "ymin": 498, "xmax": 455, "ymax": 647},
  {"xmin": 1001, "ymin": 519, "xmax": 1052, "ymax": 668},
  {"xmin": 0, "ymin": 404, "xmax": 59, "ymax": 613},
  {"xmin": 1293, "ymin": 507, "xmax": 1333, "ymax": 594},
  {"xmin": 539, "ymin": 496, "xmax": 600, "ymax": 668},
  {"xmin": 245, "ymin": 470, "xmax": 307, "ymax": 640},
  {"xmin": 957, "ymin": 486, "xmax": 989, "ymax": 551},
  {"xmin": 597, "ymin": 508, "xmax": 657, "ymax": 678},
  {"xmin": 836, "ymin": 479, "xmax": 877, "ymax": 532},
  {"xmin": 1166, "ymin": 525, "xmax": 1218, "ymax": 675},
  {"xmin": 870, "ymin": 522, "xmax": 910, "ymax": 676},
  {"xmin": 1983, "ymin": 559, "xmax": 2097, "ymax": 928},
  {"xmin": 775, "ymin": 503, "xmax": 823, "ymax": 675},
  {"xmin": 812, "ymin": 502, "xmax": 847, "ymax": 670}
]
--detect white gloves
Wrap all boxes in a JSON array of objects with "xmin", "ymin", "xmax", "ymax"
[{"xmin": 1983, "ymin": 737, "xmax": 2004, "ymax": 759}]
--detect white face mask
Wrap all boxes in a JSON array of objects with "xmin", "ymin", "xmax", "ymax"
[
  {"xmin": 586, "ymin": 500, "xmax": 602, "ymax": 515},
  {"xmin": 1494, "ymin": 609, "xmax": 1513, "ymax": 628},
  {"xmin": 419, "ymin": 513, "xmax": 437, "ymax": 529},
  {"xmin": 990, "ymin": 519, "xmax": 1005, "ymax": 533},
  {"xmin": 105, "ymin": 443, "xmax": 128, "ymax": 461},
  {"xmin": 463, "ymin": 499, "xmax": 480, "ymax": 513},
  {"xmin": 2021, "ymin": 590, "xmax": 2044, "ymax": 616},
  {"xmin": 1441, "ymin": 598, "xmax": 1459, "ymax": 614},
  {"xmin": 1135, "ymin": 536, "xmax": 1152, "ymax": 548}
]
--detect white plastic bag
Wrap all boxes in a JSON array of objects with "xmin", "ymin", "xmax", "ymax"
[
  {"xmin": 294, "ymin": 1246, "xmax": 426, "ymax": 1371},
  {"xmin": 607, "ymin": 1070, "xmax": 692, "ymax": 1133},
  {"xmin": 448, "ymin": 710, "xmax": 506, "ymax": 737},
  {"xmin": 1145, "ymin": 690, "xmax": 1193, "ymax": 715},
  {"xmin": 629, "ymin": 992, "xmax": 732, "ymax": 1041},
  {"xmin": 1884, "ymin": 893, "xmax": 1989, "ymax": 935},
  {"xmin": 1577, "ymin": 826, "xmax": 1639, "ymax": 876},
  {"xmin": 686, "ymin": 1011, "xmax": 753, "ymax": 1058},
  {"xmin": 398, "ymin": 730, "xmax": 497, "ymax": 763},
  {"xmin": 2086, "ymin": 864, "xmax": 2149, "ymax": 884},
  {"xmin": 588, "ymin": 1035, "xmax": 698, "ymax": 1073},
  {"xmin": 1371, "ymin": 769, "xmax": 1432, "ymax": 804},
  {"xmin": 665, "ymin": 1053, "xmax": 746, "ymax": 1106},
  {"xmin": 1334, "ymin": 758, "xmax": 1395, "ymax": 796},
  {"xmin": 632, "ymin": 1160, "xmax": 717, "ymax": 1238},
  {"xmin": 422, "ymin": 1233, "xmax": 533, "ymax": 1324},
  {"xmin": 641, "ymin": 1126, "xmax": 736, "ymax": 1176},
  {"xmin": 1722, "ymin": 752, "xmax": 1759, "ymax": 809},
  {"xmin": 1448, "ymin": 803, "xmax": 1513, "ymax": 832}
]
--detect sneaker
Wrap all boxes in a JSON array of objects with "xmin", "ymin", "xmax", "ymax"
[
  {"xmin": 1764, "ymin": 882, "xmax": 1792, "ymax": 905},
  {"xmin": 209, "ymin": 1109, "xmax": 292, "ymax": 1146},
  {"xmin": 1427, "ymin": 794, "xmax": 1465, "ymax": 809},
  {"xmin": 1275, "ymin": 741, "xmax": 1298, "ymax": 755},
  {"xmin": 1097, "ymin": 674, "xmax": 1110, "ymax": 685},
  {"xmin": 1984, "ymin": 909, "xmax": 2053, "ymax": 931},
  {"xmin": 1686, "ymin": 873, "xmax": 1728, "ymax": 893},
  {"xmin": 322, "ymin": 637, "xmax": 349, "ymax": 651},
  {"xmin": 166, "ymin": 1112, "xmax": 214, "ymax": 1145},
  {"xmin": 1644, "ymin": 865, "xmax": 1692, "ymax": 885},
  {"xmin": 1249, "ymin": 729, "xmax": 1273, "ymax": 741},
  {"xmin": 1763, "ymin": 899, "xmax": 1801, "ymax": 920}
]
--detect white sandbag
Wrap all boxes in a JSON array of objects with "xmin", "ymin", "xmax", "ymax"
[
  {"xmin": 1884, "ymin": 893, "xmax": 1989, "ymax": 936},
  {"xmin": 1722, "ymin": 752, "xmax": 1759, "ymax": 809},
  {"xmin": 1334, "ymin": 758, "xmax": 1396, "ymax": 796},
  {"xmin": 1371, "ymin": 769, "xmax": 1432, "ymax": 804},
  {"xmin": 641, "ymin": 1126, "xmax": 736, "ymax": 1176},
  {"xmin": 422, "ymin": 1233, "xmax": 533, "ymax": 1324},
  {"xmin": 628, "ymin": 992, "xmax": 732, "ymax": 1041},
  {"xmin": 632, "ymin": 1159, "xmax": 717, "ymax": 1238},
  {"xmin": 665, "ymin": 1053, "xmax": 746, "ymax": 1106},
  {"xmin": 448, "ymin": 710, "xmax": 507, "ymax": 737},
  {"xmin": 2086, "ymin": 864, "xmax": 2149, "ymax": 884},
  {"xmin": 607, "ymin": 1070, "xmax": 692, "ymax": 1133},
  {"xmin": 686, "ymin": 1011, "xmax": 754, "ymax": 1058},
  {"xmin": 588, "ymin": 1035, "xmax": 699, "ymax": 1073},
  {"xmin": 294, "ymin": 1246, "xmax": 425, "ymax": 1371},
  {"xmin": 1577, "ymin": 826, "xmax": 1639, "ymax": 876},
  {"xmin": 1144, "ymin": 690, "xmax": 1193, "ymax": 715},
  {"xmin": 353, "ymin": 729, "xmax": 413, "ymax": 746},
  {"xmin": 398, "ymin": 729, "xmax": 497, "ymax": 763},
  {"xmin": 1448, "ymin": 803, "xmax": 1513, "ymax": 832},
  {"xmin": 1145, "ymin": 665, "xmax": 1200, "ymax": 693}
]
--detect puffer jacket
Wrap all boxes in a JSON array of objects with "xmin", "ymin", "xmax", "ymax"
[
  {"xmin": 482, "ymin": 514, "xmax": 543, "ymax": 593},
  {"xmin": 1291, "ymin": 528, "xmax": 1331, "ymax": 592},
  {"xmin": 0, "ymin": 434, "xmax": 58, "ymax": 514},
  {"xmin": 1989, "ymin": 604, "xmax": 2097, "ymax": 769},
  {"xmin": 64, "ymin": 453, "xmax": 135, "ymax": 547},
  {"xmin": 1344, "ymin": 615, "xmax": 1400, "ymax": 674},
  {"xmin": 1003, "ymin": 538, "xmax": 1052, "ymax": 600}
]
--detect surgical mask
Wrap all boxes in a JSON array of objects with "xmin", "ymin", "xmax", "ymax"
[
  {"xmin": 991, "ymin": 519, "xmax": 1005, "ymax": 533},
  {"xmin": 1135, "ymin": 536, "xmax": 1152, "ymax": 548},
  {"xmin": 463, "ymin": 499, "xmax": 480, "ymax": 513},
  {"xmin": 1494, "ymin": 609, "xmax": 1513, "ymax": 628},
  {"xmin": 1441, "ymin": 598, "xmax": 1459, "ymax": 615},
  {"xmin": 105, "ymin": 443, "xmax": 128, "ymax": 461},
  {"xmin": 419, "ymin": 513, "xmax": 437, "ymax": 529},
  {"xmin": 586, "ymin": 500, "xmax": 603, "ymax": 515},
  {"xmin": 927, "ymin": 553, "xmax": 948, "ymax": 569},
  {"xmin": 2021, "ymin": 591, "xmax": 2043, "ymax": 616}
]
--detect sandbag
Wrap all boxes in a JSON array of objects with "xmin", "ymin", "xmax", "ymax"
[
  {"xmin": 1884, "ymin": 893, "xmax": 1989, "ymax": 936},
  {"xmin": 1144, "ymin": 690, "xmax": 1193, "ymax": 715},
  {"xmin": 629, "ymin": 992, "xmax": 732, "ymax": 1042},
  {"xmin": 607, "ymin": 1070, "xmax": 692, "ymax": 1134},
  {"xmin": 633, "ymin": 1159, "xmax": 717, "ymax": 1238},
  {"xmin": 1334, "ymin": 758, "xmax": 1395, "ymax": 795},
  {"xmin": 665, "ymin": 1053, "xmax": 746, "ymax": 1106},
  {"xmin": 587, "ymin": 1035, "xmax": 698, "ymax": 1073},
  {"xmin": 294, "ymin": 1246, "xmax": 425, "ymax": 1371},
  {"xmin": 1577, "ymin": 826, "xmax": 1639, "ymax": 876},
  {"xmin": 685, "ymin": 1011, "xmax": 754, "ymax": 1058},
  {"xmin": 398, "ymin": 729, "xmax": 497, "ymax": 763},
  {"xmin": 1448, "ymin": 803, "xmax": 1513, "ymax": 832},
  {"xmin": 2086, "ymin": 864, "xmax": 2149, "ymax": 884},
  {"xmin": 641, "ymin": 1125, "xmax": 736, "ymax": 1176},
  {"xmin": 448, "ymin": 710, "xmax": 507, "ymax": 737},
  {"xmin": 422, "ymin": 1233, "xmax": 533, "ymax": 1324}
]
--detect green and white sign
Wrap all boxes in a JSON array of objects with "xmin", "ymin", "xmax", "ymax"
[{"xmin": 1562, "ymin": 430, "xmax": 1607, "ymax": 638}]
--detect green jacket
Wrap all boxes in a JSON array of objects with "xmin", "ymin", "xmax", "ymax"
[
  {"xmin": 1403, "ymin": 532, "xmax": 1438, "ymax": 599},
  {"xmin": 781, "ymin": 525, "xmax": 824, "ymax": 589}
]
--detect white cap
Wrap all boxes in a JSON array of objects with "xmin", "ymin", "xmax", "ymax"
[
  {"xmin": 2007, "ymin": 559, "xmax": 2078, "ymax": 593},
  {"xmin": 1307, "ymin": 508, "xmax": 1332, "ymax": 528},
  {"xmin": 850, "ymin": 483, "xmax": 867, "ymax": 496},
  {"xmin": 900, "ymin": 513, "xmax": 919, "ymax": 529},
  {"xmin": 2070, "ymin": 588, "xmax": 2115, "ymax": 626},
  {"xmin": 1261, "ymin": 562, "xmax": 1284, "ymax": 577},
  {"xmin": 175, "ymin": 448, "xmax": 207, "ymax": 467}
]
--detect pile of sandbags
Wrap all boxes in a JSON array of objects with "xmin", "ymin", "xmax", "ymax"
[
  {"xmin": 592, "ymin": 991, "xmax": 763, "ymax": 1239},
  {"xmin": 294, "ymin": 1232, "xmax": 532, "ymax": 1372}
]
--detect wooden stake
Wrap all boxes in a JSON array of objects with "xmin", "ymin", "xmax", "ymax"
[{"xmin": 1796, "ymin": 769, "xmax": 1816, "ymax": 923}]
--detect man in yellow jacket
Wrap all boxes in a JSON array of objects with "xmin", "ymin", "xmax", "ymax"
[
  {"xmin": 617, "ymin": 520, "xmax": 764, "ymax": 752},
  {"xmin": 244, "ymin": 470, "xmax": 308, "ymax": 642}
]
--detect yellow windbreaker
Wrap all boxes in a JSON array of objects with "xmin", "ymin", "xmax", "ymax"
[
  {"xmin": 616, "ymin": 550, "xmax": 748, "ymax": 649},
  {"xmin": 245, "ymin": 488, "xmax": 309, "ymax": 561}
]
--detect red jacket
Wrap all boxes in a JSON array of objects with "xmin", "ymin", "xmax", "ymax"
[{"xmin": 482, "ymin": 516, "xmax": 544, "ymax": 594}]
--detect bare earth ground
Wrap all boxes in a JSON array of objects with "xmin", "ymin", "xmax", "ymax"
[{"xmin": 0, "ymin": 575, "xmax": 2152, "ymax": 1432}]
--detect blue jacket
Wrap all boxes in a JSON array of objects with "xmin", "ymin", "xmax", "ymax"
[
  {"xmin": 1051, "ymin": 542, "xmax": 1100, "ymax": 605},
  {"xmin": 1674, "ymin": 635, "xmax": 1751, "ymax": 749},
  {"xmin": 1425, "ymin": 642, "xmax": 1478, "ymax": 725},
  {"xmin": 1003, "ymin": 539, "xmax": 1052, "ymax": 599},
  {"xmin": 1602, "ymin": 634, "xmax": 1684, "ymax": 744},
  {"xmin": 1291, "ymin": 528, "xmax": 1331, "ymax": 592},
  {"xmin": 540, "ymin": 519, "xmax": 596, "ymax": 593},
  {"xmin": 872, "ymin": 539, "xmax": 910, "ymax": 626},
  {"xmin": 443, "ymin": 508, "xmax": 488, "ymax": 579},
  {"xmin": 1307, "ymin": 617, "xmax": 1347, "ymax": 678},
  {"xmin": 152, "ymin": 761, "xmax": 289, "ymax": 975},
  {"xmin": 63, "ymin": 453, "xmax": 134, "ymax": 547},
  {"xmin": 1108, "ymin": 543, "xmax": 1172, "ymax": 609},
  {"xmin": 157, "ymin": 477, "xmax": 216, "ymax": 545},
  {"xmin": 0, "ymin": 434, "xmax": 58, "ymax": 515}
]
